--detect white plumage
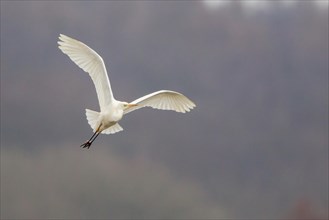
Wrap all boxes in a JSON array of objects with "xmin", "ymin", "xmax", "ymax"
[
  {"xmin": 124, "ymin": 90, "xmax": 195, "ymax": 114},
  {"xmin": 58, "ymin": 34, "xmax": 196, "ymax": 148},
  {"xmin": 58, "ymin": 34, "xmax": 113, "ymax": 111}
]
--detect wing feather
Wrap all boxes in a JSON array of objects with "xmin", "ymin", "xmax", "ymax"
[
  {"xmin": 102, "ymin": 123, "xmax": 123, "ymax": 134},
  {"xmin": 124, "ymin": 90, "xmax": 196, "ymax": 114},
  {"xmin": 58, "ymin": 34, "xmax": 114, "ymax": 111}
]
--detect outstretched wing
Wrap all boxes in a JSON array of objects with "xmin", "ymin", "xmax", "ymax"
[
  {"xmin": 124, "ymin": 90, "xmax": 196, "ymax": 114},
  {"xmin": 58, "ymin": 34, "xmax": 114, "ymax": 111}
]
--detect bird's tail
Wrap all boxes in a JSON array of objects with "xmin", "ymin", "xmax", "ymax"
[
  {"xmin": 85, "ymin": 109, "xmax": 100, "ymax": 132},
  {"xmin": 85, "ymin": 109, "xmax": 124, "ymax": 134}
]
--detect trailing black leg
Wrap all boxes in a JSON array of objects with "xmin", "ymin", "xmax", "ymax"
[{"xmin": 80, "ymin": 124, "xmax": 102, "ymax": 149}]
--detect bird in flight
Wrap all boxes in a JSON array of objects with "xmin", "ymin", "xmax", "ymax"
[{"xmin": 58, "ymin": 34, "xmax": 196, "ymax": 149}]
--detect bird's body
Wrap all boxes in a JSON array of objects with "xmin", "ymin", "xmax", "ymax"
[
  {"xmin": 58, "ymin": 34, "xmax": 195, "ymax": 148},
  {"xmin": 97, "ymin": 103, "xmax": 122, "ymax": 130}
]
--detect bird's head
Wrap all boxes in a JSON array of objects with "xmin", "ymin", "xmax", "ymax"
[{"xmin": 120, "ymin": 102, "xmax": 138, "ymax": 110}]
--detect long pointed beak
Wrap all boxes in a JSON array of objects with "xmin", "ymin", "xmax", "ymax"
[{"xmin": 128, "ymin": 103, "xmax": 138, "ymax": 107}]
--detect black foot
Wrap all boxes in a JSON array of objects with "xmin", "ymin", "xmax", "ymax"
[{"xmin": 80, "ymin": 141, "xmax": 92, "ymax": 149}]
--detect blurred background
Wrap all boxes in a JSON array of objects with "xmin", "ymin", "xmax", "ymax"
[{"xmin": 1, "ymin": 1, "xmax": 328, "ymax": 219}]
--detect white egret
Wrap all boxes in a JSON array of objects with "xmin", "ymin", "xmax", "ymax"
[{"xmin": 58, "ymin": 34, "xmax": 196, "ymax": 148}]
